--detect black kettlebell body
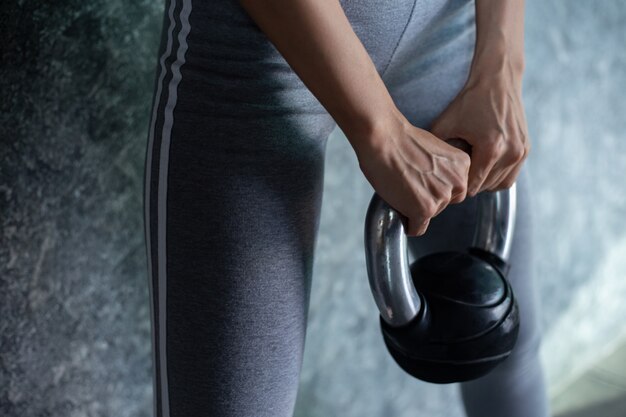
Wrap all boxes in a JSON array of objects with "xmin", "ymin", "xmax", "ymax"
[
  {"xmin": 380, "ymin": 247, "xmax": 519, "ymax": 384},
  {"xmin": 364, "ymin": 179, "xmax": 520, "ymax": 384}
]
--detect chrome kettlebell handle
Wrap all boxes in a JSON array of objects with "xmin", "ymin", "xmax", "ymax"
[{"xmin": 364, "ymin": 184, "xmax": 517, "ymax": 327}]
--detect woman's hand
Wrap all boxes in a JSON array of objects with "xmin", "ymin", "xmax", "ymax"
[
  {"xmin": 429, "ymin": 65, "xmax": 530, "ymax": 197},
  {"xmin": 429, "ymin": 0, "xmax": 530, "ymax": 197},
  {"xmin": 352, "ymin": 107, "xmax": 471, "ymax": 237}
]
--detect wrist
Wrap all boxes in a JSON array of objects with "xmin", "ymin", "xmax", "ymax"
[
  {"xmin": 470, "ymin": 0, "xmax": 525, "ymax": 85},
  {"xmin": 467, "ymin": 43, "xmax": 525, "ymax": 92},
  {"xmin": 344, "ymin": 104, "xmax": 414, "ymax": 171},
  {"xmin": 341, "ymin": 101, "xmax": 406, "ymax": 154},
  {"xmin": 472, "ymin": 32, "xmax": 524, "ymax": 72}
]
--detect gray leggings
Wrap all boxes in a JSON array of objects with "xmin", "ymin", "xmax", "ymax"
[{"xmin": 143, "ymin": 0, "xmax": 551, "ymax": 415}]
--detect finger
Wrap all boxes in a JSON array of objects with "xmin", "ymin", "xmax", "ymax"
[
  {"xmin": 483, "ymin": 161, "xmax": 513, "ymax": 191},
  {"xmin": 411, "ymin": 217, "xmax": 430, "ymax": 237},
  {"xmin": 467, "ymin": 143, "xmax": 499, "ymax": 196},
  {"xmin": 491, "ymin": 161, "xmax": 523, "ymax": 191},
  {"xmin": 481, "ymin": 159, "xmax": 512, "ymax": 192},
  {"xmin": 400, "ymin": 213, "xmax": 418, "ymax": 237},
  {"xmin": 403, "ymin": 204, "xmax": 431, "ymax": 236},
  {"xmin": 431, "ymin": 197, "xmax": 449, "ymax": 218},
  {"xmin": 450, "ymin": 188, "xmax": 467, "ymax": 204},
  {"xmin": 414, "ymin": 196, "xmax": 437, "ymax": 234},
  {"xmin": 485, "ymin": 143, "xmax": 528, "ymax": 191}
]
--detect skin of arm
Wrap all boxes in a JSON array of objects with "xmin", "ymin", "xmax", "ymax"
[
  {"xmin": 237, "ymin": 0, "xmax": 472, "ymax": 237},
  {"xmin": 429, "ymin": 0, "xmax": 530, "ymax": 196}
]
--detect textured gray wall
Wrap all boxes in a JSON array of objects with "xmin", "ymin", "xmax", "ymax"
[
  {"xmin": 1, "ymin": 1, "xmax": 625, "ymax": 416},
  {"xmin": 0, "ymin": 1, "xmax": 162, "ymax": 415},
  {"xmin": 524, "ymin": 0, "xmax": 626, "ymax": 397}
]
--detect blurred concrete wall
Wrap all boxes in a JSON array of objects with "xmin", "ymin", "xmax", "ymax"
[
  {"xmin": 524, "ymin": 0, "xmax": 626, "ymax": 397},
  {"xmin": 0, "ymin": 1, "xmax": 163, "ymax": 415},
  {"xmin": 1, "ymin": 0, "xmax": 625, "ymax": 416}
]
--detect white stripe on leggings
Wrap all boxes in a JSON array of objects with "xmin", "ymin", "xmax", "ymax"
[
  {"xmin": 145, "ymin": 0, "xmax": 177, "ymax": 415},
  {"xmin": 145, "ymin": 0, "xmax": 193, "ymax": 416}
]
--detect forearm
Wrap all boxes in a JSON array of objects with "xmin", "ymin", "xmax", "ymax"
[
  {"xmin": 237, "ymin": 0, "xmax": 399, "ymax": 144},
  {"xmin": 469, "ymin": 0, "xmax": 525, "ymax": 87}
]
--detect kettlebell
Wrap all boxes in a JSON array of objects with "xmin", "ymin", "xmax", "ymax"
[{"xmin": 363, "ymin": 138, "xmax": 520, "ymax": 384}]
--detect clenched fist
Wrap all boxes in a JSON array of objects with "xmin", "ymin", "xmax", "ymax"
[
  {"xmin": 351, "ymin": 107, "xmax": 471, "ymax": 237},
  {"xmin": 429, "ymin": 63, "xmax": 531, "ymax": 196}
]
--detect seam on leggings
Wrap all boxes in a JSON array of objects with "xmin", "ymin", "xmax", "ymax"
[
  {"xmin": 379, "ymin": 0, "xmax": 418, "ymax": 79},
  {"xmin": 145, "ymin": 0, "xmax": 179, "ymax": 416}
]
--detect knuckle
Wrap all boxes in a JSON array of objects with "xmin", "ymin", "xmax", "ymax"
[
  {"xmin": 433, "ymin": 184, "xmax": 451, "ymax": 201},
  {"xmin": 435, "ymin": 192, "xmax": 449, "ymax": 206},
  {"xmin": 502, "ymin": 179, "xmax": 515, "ymax": 188},
  {"xmin": 452, "ymin": 190, "xmax": 467, "ymax": 203},
  {"xmin": 510, "ymin": 143, "xmax": 525, "ymax": 162},
  {"xmin": 453, "ymin": 177, "xmax": 468, "ymax": 193},
  {"xmin": 483, "ymin": 181, "xmax": 498, "ymax": 192},
  {"xmin": 472, "ymin": 170, "xmax": 486, "ymax": 185},
  {"xmin": 433, "ymin": 198, "xmax": 446, "ymax": 215},
  {"xmin": 485, "ymin": 131, "xmax": 507, "ymax": 152},
  {"xmin": 492, "ymin": 183, "xmax": 507, "ymax": 192},
  {"xmin": 421, "ymin": 201, "xmax": 438, "ymax": 219},
  {"xmin": 483, "ymin": 143, "xmax": 500, "ymax": 160},
  {"xmin": 458, "ymin": 153, "xmax": 471, "ymax": 171},
  {"xmin": 452, "ymin": 189, "xmax": 467, "ymax": 204},
  {"xmin": 449, "ymin": 195, "xmax": 462, "ymax": 204}
]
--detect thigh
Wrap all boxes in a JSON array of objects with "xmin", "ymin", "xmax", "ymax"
[{"xmin": 144, "ymin": 1, "xmax": 337, "ymax": 416}]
